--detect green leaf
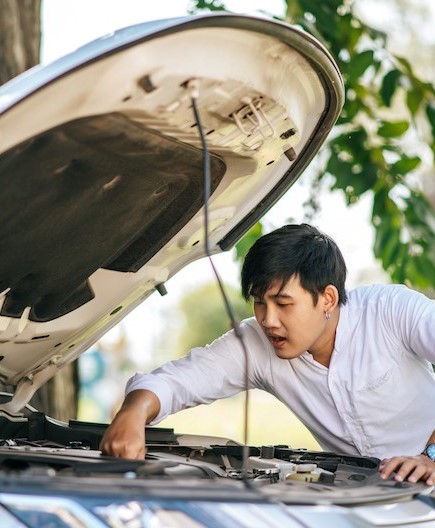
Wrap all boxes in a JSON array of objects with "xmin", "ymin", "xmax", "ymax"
[
  {"xmin": 404, "ymin": 191, "xmax": 435, "ymax": 230},
  {"xmin": 380, "ymin": 70, "xmax": 401, "ymax": 106},
  {"xmin": 377, "ymin": 120, "xmax": 409, "ymax": 138},
  {"xmin": 323, "ymin": 0, "xmax": 343, "ymax": 9},
  {"xmin": 369, "ymin": 146, "xmax": 386, "ymax": 166},
  {"xmin": 188, "ymin": 0, "xmax": 227, "ymax": 12},
  {"xmin": 326, "ymin": 153, "xmax": 354, "ymax": 189},
  {"xmin": 341, "ymin": 98, "xmax": 361, "ymax": 120},
  {"xmin": 285, "ymin": 0, "xmax": 304, "ymax": 20},
  {"xmin": 426, "ymin": 102, "xmax": 435, "ymax": 140},
  {"xmin": 406, "ymin": 89, "xmax": 422, "ymax": 116},
  {"xmin": 235, "ymin": 223, "xmax": 263, "ymax": 263},
  {"xmin": 372, "ymin": 187, "xmax": 400, "ymax": 224},
  {"xmin": 413, "ymin": 256, "xmax": 435, "ymax": 288},
  {"xmin": 404, "ymin": 255, "xmax": 435, "ymax": 289},
  {"xmin": 346, "ymin": 50, "xmax": 375, "ymax": 82},
  {"xmin": 373, "ymin": 217, "xmax": 399, "ymax": 261},
  {"xmin": 381, "ymin": 232, "xmax": 402, "ymax": 269},
  {"xmin": 298, "ymin": 0, "xmax": 337, "ymax": 17},
  {"xmin": 390, "ymin": 244, "xmax": 410, "ymax": 284},
  {"xmin": 350, "ymin": 163, "xmax": 378, "ymax": 195},
  {"xmin": 353, "ymin": 83, "xmax": 370, "ymax": 100},
  {"xmin": 330, "ymin": 127, "xmax": 368, "ymax": 155},
  {"xmin": 367, "ymin": 26, "xmax": 388, "ymax": 45},
  {"xmin": 390, "ymin": 156, "xmax": 421, "ymax": 175},
  {"xmin": 336, "ymin": 14, "xmax": 363, "ymax": 53},
  {"xmin": 396, "ymin": 55, "xmax": 414, "ymax": 76}
]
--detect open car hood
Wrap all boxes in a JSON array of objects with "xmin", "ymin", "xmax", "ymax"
[{"xmin": 0, "ymin": 13, "xmax": 343, "ymax": 412}]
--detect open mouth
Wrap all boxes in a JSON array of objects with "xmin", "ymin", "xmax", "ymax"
[{"xmin": 268, "ymin": 335, "xmax": 287, "ymax": 348}]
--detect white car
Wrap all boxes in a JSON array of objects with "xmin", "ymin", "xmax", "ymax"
[{"xmin": 0, "ymin": 12, "xmax": 433, "ymax": 528}]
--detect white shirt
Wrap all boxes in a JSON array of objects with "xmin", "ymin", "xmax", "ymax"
[{"xmin": 126, "ymin": 284, "xmax": 435, "ymax": 459}]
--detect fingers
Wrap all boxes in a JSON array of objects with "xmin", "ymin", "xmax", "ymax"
[
  {"xmin": 380, "ymin": 455, "xmax": 435, "ymax": 486},
  {"xmin": 99, "ymin": 412, "xmax": 146, "ymax": 460},
  {"xmin": 100, "ymin": 434, "xmax": 145, "ymax": 460},
  {"xmin": 99, "ymin": 390, "xmax": 159, "ymax": 459},
  {"xmin": 100, "ymin": 438, "xmax": 146, "ymax": 459}
]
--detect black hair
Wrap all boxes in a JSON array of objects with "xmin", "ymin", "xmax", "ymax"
[{"xmin": 241, "ymin": 223, "xmax": 348, "ymax": 306}]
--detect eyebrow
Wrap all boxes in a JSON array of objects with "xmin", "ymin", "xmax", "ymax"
[
  {"xmin": 252, "ymin": 292, "xmax": 294, "ymax": 300},
  {"xmin": 272, "ymin": 293, "xmax": 294, "ymax": 300}
]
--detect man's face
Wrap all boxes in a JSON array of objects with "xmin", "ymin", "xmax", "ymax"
[{"xmin": 253, "ymin": 274, "xmax": 330, "ymax": 360}]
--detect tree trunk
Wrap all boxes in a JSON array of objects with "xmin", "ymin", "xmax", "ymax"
[
  {"xmin": 0, "ymin": 0, "xmax": 41, "ymax": 84},
  {"xmin": 0, "ymin": 0, "xmax": 78, "ymax": 421}
]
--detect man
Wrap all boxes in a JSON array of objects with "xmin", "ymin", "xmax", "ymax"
[{"xmin": 100, "ymin": 224, "xmax": 435, "ymax": 485}]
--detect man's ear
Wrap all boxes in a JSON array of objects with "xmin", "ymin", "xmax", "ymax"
[{"xmin": 322, "ymin": 284, "xmax": 339, "ymax": 312}]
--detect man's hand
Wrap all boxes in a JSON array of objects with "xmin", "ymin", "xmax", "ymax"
[
  {"xmin": 99, "ymin": 389, "xmax": 160, "ymax": 460},
  {"xmin": 380, "ymin": 455, "xmax": 435, "ymax": 486},
  {"xmin": 100, "ymin": 406, "xmax": 146, "ymax": 459}
]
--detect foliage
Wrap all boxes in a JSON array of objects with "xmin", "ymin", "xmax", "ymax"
[
  {"xmin": 234, "ymin": 222, "xmax": 263, "ymax": 263},
  {"xmin": 187, "ymin": 0, "xmax": 226, "ymax": 12},
  {"xmin": 191, "ymin": 0, "xmax": 435, "ymax": 289},
  {"xmin": 173, "ymin": 282, "xmax": 252, "ymax": 356}
]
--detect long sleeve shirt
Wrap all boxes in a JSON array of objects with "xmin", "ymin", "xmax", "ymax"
[{"xmin": 126, "ymin": 284, "xmax": 435, "ymax": 459}]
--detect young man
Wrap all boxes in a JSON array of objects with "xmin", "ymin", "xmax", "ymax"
[{"xmin": 100, "ymin": 224, "xmax": 435, "ymax": 485}]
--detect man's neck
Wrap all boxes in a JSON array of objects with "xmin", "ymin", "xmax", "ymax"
[{"xmin": 308, "ymin": 307, "xmax": 340, "ymax": 368}]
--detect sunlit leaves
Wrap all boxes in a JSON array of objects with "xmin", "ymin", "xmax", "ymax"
[
  {"xmin": 340, "ymin": 98, "xmax": 360, "ymax": 120},
  {"xmin": 188, "ymin": 0, "xmax": 226, "ymax": 13},
  {"xmin": 380, "ymin": 69, "xmax": 401, "ymax": 106},
  {"xmin": 377, "ymin": 120, "xmax": 409, "ymax": 138},
  {"xmin": 404, "ymin": 191, "xmax": 435, "ymax": 232},
  {"xmin": 327, "ymin": 127, "xmax": 380, "ymax": 199},
  {"xmin": 390, "ymin": 156, "xmax": 421, "ymax": 176},
  {"xmin": 426, "ymin": 102, "xmax": 435, "ymax": 153},
  {"xmin": 372, "ymin": 186, "xmax": 435, "ymax": 287},
  {"xmin": 190, "ymin": 0, "xmax": 435, "ymax": 290},
  {"xmin": 298, "ymin": 0, "xmax": 338, "ymax": 34},
  {"xmin": 406, "ymin": 89, "xmax": 421, "ymax": 117},
  {"xmin": 235, "ymin": 222, "xmax": 263, "ymax": 262},
  {"xmin": 346, "ymin": 50, "xmax": 375, "ymax": 82},
  {"xmin": 426, "ymin": 103, "xmax": 435, "ymax": 132}
]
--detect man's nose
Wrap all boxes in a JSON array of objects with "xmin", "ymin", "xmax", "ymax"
[{"xmin": 261, "ymin": 308, "xmax": 280, "ymax": 328}]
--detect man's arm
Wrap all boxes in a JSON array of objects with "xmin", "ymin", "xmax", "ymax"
[
  {"xmin": 99, "ymin": 389, "xmax": 160, "ymax": 459},
  {"xmin": 378, "ymin": 289, "xmax": 435, "ymax": 485},
  {"xmin": 380, "ymin": 430, "xmax": 435, "ymax": 486}
]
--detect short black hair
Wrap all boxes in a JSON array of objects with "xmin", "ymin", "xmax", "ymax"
[{"xmin": 241, "ymin": 224, "xmax": 348, "ymax": 306}]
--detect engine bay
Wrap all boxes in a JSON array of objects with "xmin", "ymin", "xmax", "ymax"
[{"xmin": 0, "ymin": 410, "xmax": 429, "ymax": 507}]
